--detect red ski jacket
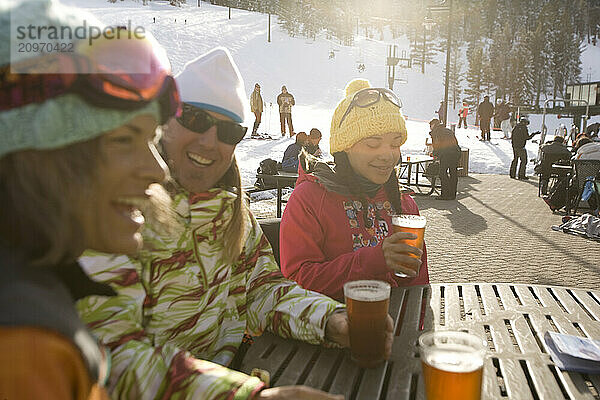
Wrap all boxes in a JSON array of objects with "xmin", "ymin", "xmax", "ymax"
[{"xmin": 280, "ymin": 168, "xmax": 429, "ymax": 301}]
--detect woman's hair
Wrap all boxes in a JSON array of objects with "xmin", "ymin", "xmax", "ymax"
[
  {"xmin": 0, "ymin": 138, "xmax": 100, "ymax": 266},
  {"xmin": 0, "ymin": 136, "xmax": 174, "ymax": 267},
  {"xmin": 333, "ymin": 152, "xmax": 403, "ymax": 222},
  {"xmin": 216, "ymin": 156, "xmax": 249, "ymax": 264}
]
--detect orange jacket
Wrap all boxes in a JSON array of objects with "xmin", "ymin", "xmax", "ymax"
[
  {"xmin": 459, "ymin": 106, "xmax": 469, "ymax": 118},
  {"xmin": 0, "ymin": 327, "xmax": 110, "ymax": 400}
]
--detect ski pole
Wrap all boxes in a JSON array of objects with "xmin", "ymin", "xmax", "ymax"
[{"xmin": 268, "ymin": 102, "xmax": 272, "ymax": 136}]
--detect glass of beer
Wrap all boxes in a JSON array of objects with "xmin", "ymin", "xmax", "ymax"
[
  {"xmin": 390, "ymin": 214, "xmax": 426, "ymax": 278},
  {"xmin": 419, "ymin": 331, "xmax": 486, "ymax": 400},
  {"xmin": 343, "ymin": 280, "xmax": 390, "ymax": 368}
]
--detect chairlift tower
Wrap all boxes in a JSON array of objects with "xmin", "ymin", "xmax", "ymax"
[{"xmin": 387, "ymin": 45, "xmax": 411, "ymax": 90}]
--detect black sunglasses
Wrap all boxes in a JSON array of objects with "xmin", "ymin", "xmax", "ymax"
[
  {"xmin": 176, "ymin": 104, "xmax": 247, "ymax": 145},
  {"xmin": 338, "ymin": 88, "xmax": 402, "ymax": 128}
]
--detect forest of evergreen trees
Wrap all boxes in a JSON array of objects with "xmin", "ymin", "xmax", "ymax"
[{"xmin": 159, "ymin": 0, "xmax": 600, "ymax": 108}]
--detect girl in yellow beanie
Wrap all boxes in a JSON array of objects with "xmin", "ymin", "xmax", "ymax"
[{"xmin": 280, "ymin": 79, "xmax": 429, "ymax": 301}]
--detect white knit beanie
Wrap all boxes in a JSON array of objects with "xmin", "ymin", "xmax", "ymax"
[{"xmin": 175, "ymin": 47, "xmax": 248, "ymax": 124}]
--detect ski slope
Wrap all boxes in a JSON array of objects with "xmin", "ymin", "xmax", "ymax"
[{"xmin": 65, "ymin": 0, "xmax": 600, "ymax": 186}]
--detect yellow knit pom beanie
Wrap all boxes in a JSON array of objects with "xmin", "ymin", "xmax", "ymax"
[{"xmin": 330, "ymin": 79, "xmax": 407, "ymax": 153}]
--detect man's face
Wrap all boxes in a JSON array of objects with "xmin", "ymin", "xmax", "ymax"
[
  {"xmin": 282, "ymin": 87, "xmax": 287, "ymax": 93},
  {"xmin": 255, "ymin": 85, "xmax": 260, "ymax": 92},
  {"xmin": 161, "ymin": 111, "xmax": 236, "ymax": 193}
]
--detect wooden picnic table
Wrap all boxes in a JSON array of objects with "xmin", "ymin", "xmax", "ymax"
[
  {"xmin": 240, "ymin": 283, "xmax": 600, "ymax": 399},
  {"xmin": 397, "ymin": 154, "xmax": 440, "ymax": 195}
]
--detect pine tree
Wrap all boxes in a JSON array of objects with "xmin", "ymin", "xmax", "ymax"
[
  {"xmin": 507, "ymin": 28, "xmax": 535, "ymax": 105},
  {"xmin": 527, "ymin": 23, "xmax": 550, "ymax": 107},
  {"xmin": 547, "ymin": 1, "xmax": 582, "ymax": 99},
  {"xmin": 464, "ymin": 40, "xmax": 485, "ymax": 107},
  {"xmin": 410, "ymin": 26, "xmax": 438, "ymax": 73},
  {"xmin": 444, "ymin": 43, "xmax": 464, "ymax": 109},
  {"xmin": 487, "ymin": 23, "xmax": 513, "ymax": 100}
]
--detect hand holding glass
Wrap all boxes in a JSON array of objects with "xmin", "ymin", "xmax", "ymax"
[{"xmin": 390, "ymin": 214, "xmax": 426, "ymax": 278}]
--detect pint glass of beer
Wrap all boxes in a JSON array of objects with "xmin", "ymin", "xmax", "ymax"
[
  {"xmin": 343, "ymin": 280, "xmax": 390, "ymax": 368},
  {"xmin": 390, "ymin": 214, "xmax": 426, "ymax": 278},
  {"xmin": 419, "ymin": 331, "xmax": 486, "ymax": 400}
]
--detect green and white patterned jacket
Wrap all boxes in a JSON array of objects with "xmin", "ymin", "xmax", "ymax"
[{"xmin": 77, "ymin": 188, "xmax": 344, "ymax": 399}]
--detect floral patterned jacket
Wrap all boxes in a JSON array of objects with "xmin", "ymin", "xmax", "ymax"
[{"xmin": 77, "ymin": 188, "xmax": 344, "ymax": 399}]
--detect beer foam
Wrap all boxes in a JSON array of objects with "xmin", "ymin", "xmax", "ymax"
[
  {"xmin": 344, "ymin": 280, "xmax": 390, "ymax": 302},
  {"xmin": 424, "ymin": 344, "xmax": 484, "ymax": 373},
  {"xmin": 391, "ymin": 215, "xmax": 426, "ymax": 228}
]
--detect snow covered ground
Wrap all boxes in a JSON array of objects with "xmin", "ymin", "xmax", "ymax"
[{"xmin": 66, "ymin": 0, "xmax": 600, "ymax": 186}]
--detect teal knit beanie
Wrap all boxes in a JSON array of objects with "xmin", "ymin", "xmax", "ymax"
[{"xmin": 0, "ymin": 0, "xmax": 163, "ymax": 158}]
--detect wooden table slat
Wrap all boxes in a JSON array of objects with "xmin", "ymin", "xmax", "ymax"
[
  {"xmin": 549, "ymin": 312, "xmax": 585, "ymax": 336},
  {"xmin": 397, "ymin": 286, "xmax": 425, "ymax": 337},
  {"xmin": 302, "ymin": 348, "xmax": 345, "ymax": 390},
  {"xmin": 530, "ymin": 284, "xmax": 559, "ymax": 310},
  {"xmin": 562, "ymin": 371, "xmax": 598, "ymax": 400},
  {"xmin": 514, "ymin": 285, "xmax": 542, "ymax": 309},
  {"xmin": 239, "ymin": 334, "xmax": 285, "ymax": 374},
  {"xmin": 427, "ymin": 285, "xmax": 442, "ymax": 327},
  {"xmin": 569, "ymin": 289, "xmax": 600, "ymax": 322},
  {"xmin": 511, "ymin": 314, "xmax": 546, "ymax": 355},
  {"xmin": 388, "ymin": 287, "xmax": 406, "ymax": 323},
  {"xmin": 273, "ymin": 345, "xmax": 321, "ymax": 386},
  {"xmin": 481, "ymin": 357, "xmax": 504, "ymax": 399},
  {"xmin": 239, "ymin": 336, "xmax": 298, "ymax": 383},
  {"xmin": 496, "ymin": 284, "xmax": 522, "ymax": 310},
  {"xmin": 444, "ymin": 284, "xmax": 462, "ymax": 324},
  {"xmin": 523, "ymin": 360, "xmax": 569, "ymax": 400},
  {"xmin": 479, "ymin": 284, "xmax": 502, "ymax": 314},
  {"xmin": 487, "ymin": 317, "xmax": 521, "ymax": 354},
  {"xmin": 383, "ymin": 358, "xmax": 421, "ymax": 400},
  {"xmin": 461, "ymin": 284, "xmax": 484, "ymax": 320},
  {"xmin": 586, "ymin": 373, "xmax": 600, "ymax": 397},
  {"xmin": 353, "ymin": 362, "xmax": 387, "ymax": 400},
  {"xmin": 550, "ymin": 287, "xmax": 593, "ymax": 321},
  {"xmin": 327, "ymin": 358, "xmax": 362, "ymax": 398},
  {"xmin": 499, "ymin": 358, "xmax": 535, "ymax": 400}
]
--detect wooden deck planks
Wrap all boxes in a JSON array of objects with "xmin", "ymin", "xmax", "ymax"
[{"xmin": 240, "ymin": 284, "xmax": 600, "ymax": 399}]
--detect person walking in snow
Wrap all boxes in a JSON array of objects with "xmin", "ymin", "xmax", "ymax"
[
  {"xmin": 277, "ymin": 85, "xmax": 295, "ymax": 137},
  {"xmin": 477, "ymin": 95, "xmax": 494, "ymax": 141},
  {"xmin": 280, "ymin": 79, "xmax": 429, "ymax": 302},
  {"xmin": 78, "ymin": 48, "xmax": 373, "ymax": 400},
  {"xmin": 510, "ymin": 117, "xmax": 540, "ymax": 180},
  {"xmin": 457, "ymin": 101, "xmax": 469, "ymax": 128},
  {"xmin": 249, "ymin": 82, "xmax": 263, "ymax": 137}
]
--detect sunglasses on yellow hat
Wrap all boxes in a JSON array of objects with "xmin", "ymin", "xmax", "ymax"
[{"xmin": 338, "ymin": 87, "xmax": 403, "ymax": 129}]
